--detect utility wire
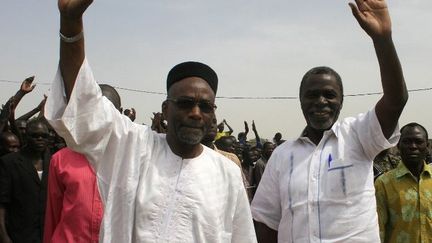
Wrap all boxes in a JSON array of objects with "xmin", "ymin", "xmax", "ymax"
[{"xmin": 1, "ymin": 79, "xmax": 431, "ymax": 100}]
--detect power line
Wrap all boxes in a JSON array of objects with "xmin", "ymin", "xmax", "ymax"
[{"xmin": 1, "ymin": 79, "xmax": 431, "ymax": 100}]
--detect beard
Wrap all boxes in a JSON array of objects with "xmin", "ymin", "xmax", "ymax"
[{"xmin": 176, "ymin": 126, "xmax": 206, "ymax": 145}]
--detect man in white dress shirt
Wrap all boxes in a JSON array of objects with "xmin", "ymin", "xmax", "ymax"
[
  {"xmin": 251, "ymin": 0, "xmax": 408, "ymax": 242},
  {"xmin": 45, "ymin": 0, "xmax": 256, "ymax": 242}
]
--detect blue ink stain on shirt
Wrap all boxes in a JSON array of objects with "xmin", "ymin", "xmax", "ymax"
[{"xmin": 327, "ymin": 154, "xmax": 333, "ymax": 168}]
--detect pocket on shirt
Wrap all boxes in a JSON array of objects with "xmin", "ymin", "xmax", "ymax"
[{"xmin": 322, "ymin": 159, "xmax": 354, "ymax": 200}]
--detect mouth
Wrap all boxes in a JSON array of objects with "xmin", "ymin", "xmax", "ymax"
[{"xmin": 310, "ymin": 110, "xmax": 331, "ymax": 119}]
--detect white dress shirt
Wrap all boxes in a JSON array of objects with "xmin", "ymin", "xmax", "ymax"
[
  {"xmin": 45, "ymin": 59, "xmax": 256, "ymax": 243},
  {"xmin": 251, "ymin": 109, "xmax": 399, "ymax": 243}
]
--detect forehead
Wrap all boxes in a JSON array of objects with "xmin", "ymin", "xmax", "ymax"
[
  {"xmin": 401, "ymin": 126, "xmax": 427, "ymax": 139},
  {"xmin": 168, "ymin": 77, "xmax": 215, "ymax": 100},
  {"xmin": 27, "ymin": 122, "xmax": 49, "ymax": 133},
  {"xmin": 301, "ymin": 74, "xmax": 341, "ymax": 95},
  {"xmin": 3, "ymin": 134, "xmax": 19, "ymax": 143}
]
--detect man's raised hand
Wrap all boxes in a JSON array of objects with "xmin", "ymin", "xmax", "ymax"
[
  {"xmin": 349, "ymin": 0, "xmax": 391, "ymax": 39},
  {"xmin": 58, "ymin": 0, "xmax": 93, "ymax": 20}
]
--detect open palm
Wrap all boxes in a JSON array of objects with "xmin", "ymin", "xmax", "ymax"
[{"xmin": 349, "ymin": 0, "xmax": 391, "ymax": 38}]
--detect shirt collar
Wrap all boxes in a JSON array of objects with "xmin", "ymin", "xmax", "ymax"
[
  {"xmin": 298, "ymin": 121, "xmax": 340, "ymax": 143},
  {"xmin": 395, "ymin": 160, "xmax": 432, "ymax": 179}
]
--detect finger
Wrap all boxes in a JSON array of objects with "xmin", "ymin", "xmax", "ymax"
[
  {"xmin": 349, "ymin": 2, "xmax": 363, "ymax": 23},
  {"xmin": 25, "ymin": 76, "xmax": 35, "ymax": 83},
  {"xmin": 31, "ymin": 84, "xmax": 36, "ymax": 90}
]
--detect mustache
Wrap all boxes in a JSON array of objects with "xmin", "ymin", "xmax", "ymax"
[{"xmin": 181, "ymin": 121, "xmax": 205, "ymax": 129}]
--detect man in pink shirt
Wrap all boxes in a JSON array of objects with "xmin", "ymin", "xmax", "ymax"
[{"xmin": 44, "ymin": 84, "xmax": 121, "ymax": 243}]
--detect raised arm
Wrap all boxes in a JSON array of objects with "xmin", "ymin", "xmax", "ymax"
[
  {"xmin": 0, "ymin": 98, "xmax": 14, "ymax": 133},
  {"xmin": 58, "ymin": 0, "xmax": 93, "ymax": 100},
  {"xmin": 349, "ymin": 0, "xmax": 408, "ymax": 139},
  {"xmin": 251, "ymin": 120, "xmax": 262, "ymax": 148},
  {"xmin": 13, "ymin": 76, "xmax": 36, "ymax": 105},
  {"xmin": 223, "ymin": 119, "xmax": 234, "ymax": 135},
  {"xmin": 17, "ymin": 96, "xmax": 46, "ymax": 121}
]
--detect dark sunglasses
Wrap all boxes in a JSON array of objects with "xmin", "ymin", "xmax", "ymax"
[{"xmin": 166, "ymin": 97, "xmax": 217, "ymax": 113}]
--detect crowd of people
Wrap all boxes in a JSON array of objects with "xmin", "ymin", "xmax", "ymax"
[{"xmin": 0, "ymin": 0, "xmax": 431, "ymax": 242}]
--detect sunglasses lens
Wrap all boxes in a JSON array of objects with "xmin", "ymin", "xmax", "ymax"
[
  {"xmin": 168, "ymin": 97, "xmax": 215, "ymax": 113},
  {"xmin": 198, "ymin": 102, "xmax": 214, "ymax": 113},
  {"xmin": 176, "ymin": 98, "xmax": 196, "ymax": 110}
]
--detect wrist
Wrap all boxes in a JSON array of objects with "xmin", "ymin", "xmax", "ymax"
[
  {"xmin": 15, "ymin": 90, "xmax": 25, "ymax": 97},
  {"xmin": 60, "ymin": 16, "xmax": 83, "ymax": 38}
]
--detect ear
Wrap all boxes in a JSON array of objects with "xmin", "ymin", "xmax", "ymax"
[{"xmin": 162, "ymin": 101, "xmax": 168, "ymax": 119}]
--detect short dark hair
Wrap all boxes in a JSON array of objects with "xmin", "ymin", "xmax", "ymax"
[
  {"xmin": 26, "ymin": 117, "xmax": 49, "ymax": 133},
  {"xmin": 400, "ymin": 122, "xmax": 429, "ymax": 141},
  {"xmin": 99, "ymin": 84, "xmax": 121, "ymax": 110},
  {"xmin": 299, "ymin": 66, "xmax": 344, "ymax": 99}
]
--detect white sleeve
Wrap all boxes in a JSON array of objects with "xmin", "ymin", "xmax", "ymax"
[
  {"xmin": 45, "ymin": 58, "xmax": 152, "ymax": 186},
  {"xmin": 353, "ymin": 107, "xmax": 400, "ymax": 161},
  {"xmin": 250, "ymin": 150, "xmax": 282, "ymax": 230}
]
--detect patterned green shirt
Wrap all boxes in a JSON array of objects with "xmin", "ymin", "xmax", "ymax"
[{"xmin": 375, "ymin": 161, "xmax": 432, "ymax": 243}]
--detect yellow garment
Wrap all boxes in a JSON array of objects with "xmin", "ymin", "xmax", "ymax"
[
  {"xmin": 215, "ymin": 131, "xmax": 230, "ymax": 141},
  {"xmin": 375, "ymin": 161, "xmax": 432, "ymax": 243}
]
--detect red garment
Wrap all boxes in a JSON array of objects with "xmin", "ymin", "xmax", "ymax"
[{"xmin": 44, "ymin": 148, "xmax": 103, "ymax": 243}]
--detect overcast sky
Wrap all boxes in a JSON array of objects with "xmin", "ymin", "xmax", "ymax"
[{"xmin": 1, "ymin": 0, "xmax": 431, "ymax": 140}]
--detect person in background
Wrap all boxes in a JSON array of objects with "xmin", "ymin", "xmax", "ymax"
[
  {"xmin": 215, "ymin": 119, "xmax": 234, "ymax": 140},
  {"xmin": 375, "ymin": 123, "xmax": 432, "ymax": 243},
  {"xmin": 0, "ymin": 118, "xmax": 51, "ymax": 243},
  {"xmin": 0, "ymin": 132, "xmax": 20, "ymax": 157},
  {"xmin": 254, "ymin": 141, "xmax": 275, "ymax": 186},
  {"xmin": 44, "ymin": 84, "xmax": 121, "ymax": 243}
]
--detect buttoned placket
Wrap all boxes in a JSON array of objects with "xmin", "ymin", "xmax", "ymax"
[
  {"xmin": 307, "ymin": 131, "xmax": 332, "ymax": 243},
  {"xmin": 160, "ymin": 157, "xmax": 185, "ymax": 241}
]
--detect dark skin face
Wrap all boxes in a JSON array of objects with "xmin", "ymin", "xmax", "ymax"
[
  {"xmin": 201, "ymin": 117, "xmax": 217, "ymax": 146},
  {"xmin": 300, "ymin": 73, "xmax": 343, "ymax": 144},
  {"xmin": 398, "ymin": 126, "xmax": 429, "ymax": 177},
  {"xmin": 163, "ymin": 77, "xmax": 215, "ymax": 158},
  {"xmin": 262, "ymin": 143, "xmax": 275, "ymax": 159},
  {"xmin": 217, "ymin": 137, "xmax": 236, "ymax": 154},
  {"xmin": 243, "ymin": 149, "xmax": 259, "ymax": 166},
  {"xmin": 234, "ymin": 144, "xmax": 244, "ymax": 161},
  {"xmin": 26, "ymin": 122, "xmax": 50, "ymax": 153},
  {"xmin": 15, "ymin": 120, "xmax": 27, "ymax": 135},
  {"xmin": 1, "ymin": 134, "xmax": 20, "ymax": 154}
]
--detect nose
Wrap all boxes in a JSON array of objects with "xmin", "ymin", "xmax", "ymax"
[
  {"xmin": 188, "ymin": 104, "xmax": 203, "ymax": 120},
  {"xmin": 317, "ymin": 95, "xmax": 328, "ymax": 104},
  {"xmin": 407, "ymin": 141, "xmax": 418, "ymax": 149}
]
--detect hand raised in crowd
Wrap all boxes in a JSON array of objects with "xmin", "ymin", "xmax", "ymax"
[
  {"xmin": 0, "ymin": 97, "xmax": 14, "ymax": 121},
  {"xmin": 252, "ymin": 120, "xmax": 257, "ymax": 132},
  {"xmin": 151, "ymin": 112, "xmax": 166, "ymax": 133},
  {"xmin": 244, "ymin": 121, "xmax": 249, "ymax": 134},
  {"xmin": 349, "ymin": 0, "xmax": 391, "ymax": 39},
  {"xmin": 38, "ymin": 95, "xmax": 48, "ymax": 117},
  {"xmin": 124, "ymin": 108, "xmax": 136, "ymax": 122},
  {"xmin": 19, "ymin": 76, "xmax": 36, "ymax": 94},
  {"xmin": 38, "ymin": 95, "xmax": 48, "ymax": 110}
]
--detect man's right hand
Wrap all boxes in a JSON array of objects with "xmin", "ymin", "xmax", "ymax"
[{"xmin": 58, "ymin": 0, "xmax": 93, "ymax": 20}]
